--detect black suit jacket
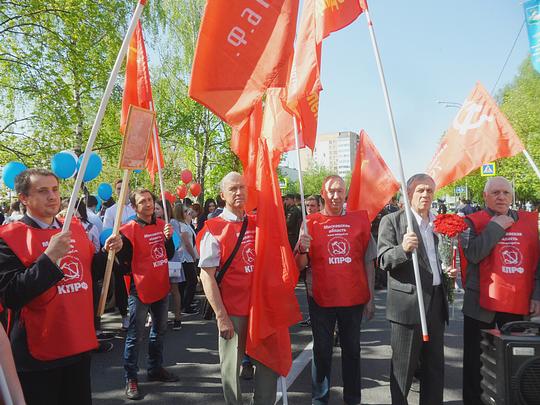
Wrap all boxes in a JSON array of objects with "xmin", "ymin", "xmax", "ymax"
[{"xmin": 377, "ymin": 210, "xmax": 449, "ymax": 325}]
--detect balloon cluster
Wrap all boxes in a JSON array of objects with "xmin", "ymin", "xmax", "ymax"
[
  {"xmin": 175, "ymin": 169, "xmax": 201, "ymax": 199},
  {"xmin": 49, "ymin": 150, "xmax": 103, "ymax": 182}
]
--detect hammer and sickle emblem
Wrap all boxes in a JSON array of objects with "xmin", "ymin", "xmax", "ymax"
[
  {"xmin": 331, "ymin": 241, "xmax": 347, "ymax": 255},
  {"xmin": 453, "ymin": 100, "xmax": 494, "ymax": 135}
]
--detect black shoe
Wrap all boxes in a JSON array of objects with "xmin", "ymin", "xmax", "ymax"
[
  {"xmin": 125, "ymin": 378, "xmax": 142, "ymax": 400},
  {"xmin": 172, "ymin": 320, "xmax": 182, "ymax": 331},
  {"xmin": 96, "ymin": 331, "xmax": 115, "ymax": 341},
  {"xmin": 299, "ymin": 318, "xmax": 311, "ymax": 327},
  {"xmin": 182, "ymin": 307, "xmax": 198, "ymax": 314},
  {"xmin": 94, "ymin": 341, "xmax": 113, "ymax": 353},
  {"xmin": 147, "ymin": 368, "xmax": 179, "ymax": 382}
]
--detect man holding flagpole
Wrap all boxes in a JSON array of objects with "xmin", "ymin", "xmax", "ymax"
[
  {"xmin": 378, "ymin": 173, "xmax": 453, "ymax": 405},
  {"xmin": 295, "ymin": 175, "xmax": 375, "ymax": 405},
  {"xmin": 197, "ymin": 172, "xmax": 279, "ymax": 405}
]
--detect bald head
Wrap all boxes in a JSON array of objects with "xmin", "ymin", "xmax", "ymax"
[
  {"xmin": 220, "ymin": 172, "xmax": 246, "ymax": 213},
  {"xmin": 483, "ymin": 176, "xmax": 512, "ymax": 215}
]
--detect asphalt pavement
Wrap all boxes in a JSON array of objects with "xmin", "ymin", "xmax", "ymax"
[{"xmin": 91, "ymin": 286, "xmax": 465, "ymax": 404}]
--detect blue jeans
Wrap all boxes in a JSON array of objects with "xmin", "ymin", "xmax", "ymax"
[
  {"xmin": 123, "ymin": 283, "xmax": 168, "ymax": 380},
  {"xmin": 308, "ymin": 296, "xmax": 364, "ymax": 405}
]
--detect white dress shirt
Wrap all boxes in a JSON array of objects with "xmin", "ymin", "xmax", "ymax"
[
  {"xmin": 412, "ymin": 209, "xmax": 441, "ymax": 286},
  {"xmin": 198, "ymin": 208, "xmax": 243, "ymax": 268},
  {"xmin": 103, "ymin": 203, "xmax": 136, "ymax": 229}
]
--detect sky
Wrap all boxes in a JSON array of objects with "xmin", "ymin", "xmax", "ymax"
[{"xmin": 284, "ymin": 0, "xmax": 531, "ymax": 180}]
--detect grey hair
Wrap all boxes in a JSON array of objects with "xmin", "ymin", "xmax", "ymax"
[
  {"xmin": 484, "ymin": 176, "xmax": 512, "ymax": 193},
  {"xmin": 406, "ymin": 173, "xmax": 435, "ymax": 193},
  {"xmin": 219, "ymin": 172, "xmax": 243, "ymax": 193}
]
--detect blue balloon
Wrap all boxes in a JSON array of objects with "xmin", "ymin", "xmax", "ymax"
[
  {"xmin": 99, "ymin": 228, "xmax": 113, "ymax": 246},
  {"xmin": 97, "ymin": 183, "xmax": 113, "ymax": 201},
  {"xmin": 93, "ymin": 195, "xmax": 102, "ymax": 212},
  {"xmin": 2, "ymin": 161, "xmax": 27, "ymax": 190},
  {"xmin": 51, "ymin": 151, "xmax": 77, "ymax": 179},
  {"xmin": 172, "ymin": 231, "xmax": 180, "ymax": 250},
  {"xmin": 133, "ymin": 169, "xmax": 142, "ymax": 174},
  {"xmin": 77, "ymin": 152, "xmax": 102, "ymax": 182}
]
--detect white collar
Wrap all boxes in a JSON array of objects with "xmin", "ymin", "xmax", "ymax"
[
  {"xmin": 220, "ymin": 207, "xmax": 244, "ymax": 222},
  {"xmin": 411, "ymin": 209, "xmax": 434, "ymax": 227}
]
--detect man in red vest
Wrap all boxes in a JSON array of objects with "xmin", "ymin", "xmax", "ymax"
[
  {"xmin": 460, "ymin": 176, "xmax": 540, "ymax": 405},
  {"xmin": 115, "ymin": 188, "xmax": 178, "ymax": 400},
  {"xmin": 295, "ymin": 175, "xmax": 376, "ymax": 405},
  {"xmin": 0, "ymin": 168, "xmax": 122, "ymax": 405},
  {"xmin": 197, "ymin": 172, "xmax": 278, "ymax": 405}
]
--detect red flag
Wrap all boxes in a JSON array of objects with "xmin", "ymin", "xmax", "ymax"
[
  {"xmin": 121, "ymin": 21, "xmax": 164, "ymax": 183},
  {"xmin": 426, "ymin": 82, "xmax": 525, "ymax": 189},
  {"xmin": 245, "ymin": 138, "xmax": 301, "ymax": 376},
  {"xmin": 348, "ymin": 130, "xmax": 400, "ymax": 221},
  {"xmin": 189, "ymin": 0, "xmax": 299, "ymax": 128},
  {"xmin": 284, "ymin": 0, "xmax": 364, "ymax": 150}
]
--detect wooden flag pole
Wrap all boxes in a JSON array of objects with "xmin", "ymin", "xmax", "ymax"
[
  {"xmin": 363, "ymin": 2, "xmax": 429, "ymax": 340},
  {"xmin": 149, "ymin": 100, "xmax": 169, "ymax": 223},
  {"xmin": 61, "ymin": 0, "xmax": 146, "ymax": 233},
  {"xmin": 98, "ymin": 169, "xmax": 131, "ymax": 316}
]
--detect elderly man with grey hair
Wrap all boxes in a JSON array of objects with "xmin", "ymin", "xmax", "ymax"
[
  {"xmin": 460, "ymin": 175, "xmax": 540, "ymax": 405},
  {"xmin": 196, "ymin": 172, "xmax": 278, "ymax": 405},
  {"xmin": 378, "ymin": 173, "xmax": 455, "ymax": 405}
]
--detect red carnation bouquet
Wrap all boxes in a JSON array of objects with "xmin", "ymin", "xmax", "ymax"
[{"xmin": 433, "ymin": 213, "xmax": 469, "ymax": 303}]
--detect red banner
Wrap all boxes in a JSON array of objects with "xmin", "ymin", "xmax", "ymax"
[
  {"xmin": 121, "ymin": 21, "xmax": 164, "ymax": 183},
  {"xmin": 348, "ymin": 130, "xmax": 400, "ymax": 221},
  {"xmin": 426, "ymin": 82, "xmax": 525, "ymax": 189},
  {"xmin": 189, "ymin": 0, "xmax": 298, "ymax": 128}
]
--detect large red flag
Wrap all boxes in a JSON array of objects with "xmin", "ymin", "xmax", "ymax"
[
  {"xmin": 189, "ymin": 0, "xmax": 299, "ymax": 129},
  {"xmin": 426, "ymin": 82, "xmax": 525, "ymax": 189},
  {"xmin": 284, "ymin": 0, "xmax": 364, "ymax": 151},
  {"xmin": 121, "ymin": 21, "xmax": 164, "ymax": 183},
  {"xmin": 246, "ymin": 138, "xmax": 301, "ymax": 376},
  {"xmin": 348, "ymin": 130, "xmax": 400, "ymax": 221}
]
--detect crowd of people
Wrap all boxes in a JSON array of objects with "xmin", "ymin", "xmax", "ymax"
[{"xmin": 0, "ymin": 167, "xmax": 537, "ymax": 405}]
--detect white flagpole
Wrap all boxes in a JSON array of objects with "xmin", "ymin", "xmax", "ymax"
[
  {"xmin": 363, "ymin": 3, "xmax": 429, "ymax": 340},
  {"xmin": 522, "ymin": 149, "xmax": 540, "ymax": 182},
  {"xmin": 293, "ymin": 118, "xmax": 308, "ymax": 234},
  {"xmin": 149, "ymin": 101, "xmax": 169, "ymax": 223},
  {"xmin": 61, "ymin": 0, "xmax": 146, "ymax": 233}
]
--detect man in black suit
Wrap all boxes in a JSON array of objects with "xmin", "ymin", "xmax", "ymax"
[{"xmin": 378, "ymin": 173, "xmax": 455, "ymax": 405}]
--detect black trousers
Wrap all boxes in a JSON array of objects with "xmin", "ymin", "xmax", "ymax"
[
  {"xmin": 308, "ymin": 296, "xmax": 364, "ymax": 405},
  {"xmin": 462, "ymin": 312, "xmax": 522, "ymax": 405},
  {"xmin": 390, "ymin": 285, "xmax": 445, "ymax": 405},
  {"xmin": 180, "ymin": 261, "xmax": 198, "ymax": 308},
  {"xmin": 18, "ymin": 354, "xmax": 92, "ymax": 405}
]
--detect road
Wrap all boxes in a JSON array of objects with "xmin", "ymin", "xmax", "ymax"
[{"xmin": 92, "ymin": 287, "xmax": 465, "ymax": 404}]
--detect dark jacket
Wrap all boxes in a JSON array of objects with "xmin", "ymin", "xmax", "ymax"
[{"xmin": 377, "ymin": 210, "xmax": 449, "ymax": 325}]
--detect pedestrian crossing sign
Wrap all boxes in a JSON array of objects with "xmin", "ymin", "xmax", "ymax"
[{"xmin": 481, "ymin": 162, "xmax": 496, "ymax": 177}]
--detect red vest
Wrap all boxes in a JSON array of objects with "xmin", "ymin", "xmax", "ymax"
[
  {"xmin": 197, "ymin": 216, "xmax": 256, "ymax": 316},
  {"xmin": 0, "ymin": 220, "xmax": 97, "ymax": 361},
  {"xmin": 120, "ymin": 219, "xmax": 170, "ymax": 304},
  {"xmin": 307, "ymin": 210, "xmax": 371, "ymax": 307},
  {"xmin": 468, "ymin": 210, "xmax": 539, "ymax": 315}
]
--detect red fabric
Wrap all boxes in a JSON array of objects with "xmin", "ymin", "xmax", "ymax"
[
  {"xmin": 347, "ymin": 130, "xmax": 400, "ymax": 222},
  {"xmin": 246, "ymin": 139, "xmax": 301, "ymax": 376},
  {"xmin": 189, "ymin": 0, "xmax": 299, "ymax": 129},
  {"xmin": 199, "ymin": 216, "xmax": 257, "ymax": 316},
  {"xmin": 121, "ymin": 21, "xmax": 164, "ymax": 183},
  {"xmin": 426, "ymin": 82, "xmax": 525, "ymax": 190},
  {"xmin": 120, "ymin": 219, "xmax": 170, "ymax": 304},
  {"xmin": 284, "ymin": 0, "xmax": 364, "ymax": 150},
  {"xmin": 0, "ymin": 221, "xmax": 97, "ymax": 360},
  {"xmin": 468, "ymin": 210, "xmax": 539, "ymax": 315},
  {"xmin": 306, "ymin": 210, "xmax": 371, "ymax": 307}
]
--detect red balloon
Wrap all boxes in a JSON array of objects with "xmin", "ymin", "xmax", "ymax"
[
  {"xmin": 180, "ymin": 169, "xmax": 193, "ymax": 185},
  {"xmin": 164, "ymin": 191, "xmax": 175, "ymax": 204},
  {"xmin": 176, "ymin": 185, "xmax": 187, "ymax": 199},
  {"xmin": 190, "ymin": 182, "xmax": 202, "ymax": 197}
]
